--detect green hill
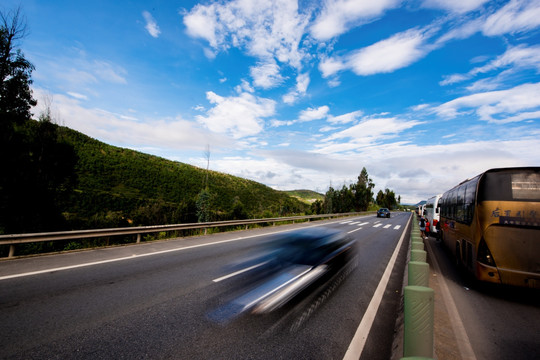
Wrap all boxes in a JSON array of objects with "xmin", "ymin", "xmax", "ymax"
[
  {"xmin": 284, "ymin": 190, "xmax": 324, "ymax": 204},
  {"xmin": 58, "ymin": 126, "xmax": 308, "ymax": 229}
]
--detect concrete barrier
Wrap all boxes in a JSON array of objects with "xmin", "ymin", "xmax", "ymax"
[
  {"xmin": 403, "ymin": 285, "xmax": 434, "ymax": 358},
  {"xmin": 410, "ymin": 249, "xmax": 427, "ymax": 262},
  {"xmin": 399, "ymin": 213, "xmax": 434, "ymax": 360},
  {"xmin": 408, "ymin": 261, "xmax": 429, "ymax": 287}
]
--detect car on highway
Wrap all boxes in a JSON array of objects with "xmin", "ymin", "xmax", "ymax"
[
  {"xmin": 209, "ymin": 227, "xmax": 357, "ymax": 322},
  {"xmin": 377, "ymin": 208, "xmax": 391, "ymax": 218}
]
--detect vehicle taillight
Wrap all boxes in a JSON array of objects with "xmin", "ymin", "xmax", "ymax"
[{"xmin": 477, "ymin": 237, "xmax": 496, "ymax": 267}]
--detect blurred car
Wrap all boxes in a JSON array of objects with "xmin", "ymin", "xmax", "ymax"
[
  {"xmin": 377, "ymin": 208, "xmax": 391, "ymax": 218},
  {"xmin": 209, "ymin": 227, "xmax": 356, "ymax": 322}
]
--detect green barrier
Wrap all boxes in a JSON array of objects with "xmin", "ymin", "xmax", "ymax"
[
  {"xmin": 411, "ymin": 242, "xmax": 424, "ymax": 250},
  {"xmin": 410, "ymin": 249, "xmax": 427, "ymax": 262},
  {"xmin": 403, "ymin": 286, "xmax": 434, "ymax": 358},
  {"xmin": 408, "ymin": 261, "xmax": 429, "ymax": 287}
]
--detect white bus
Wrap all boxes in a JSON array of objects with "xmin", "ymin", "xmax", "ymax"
[
  {"xmin": 416, "ymin": 203, "xmax": 425, "ymax": 217},
  {"xmin": 425, "ymin": 194, "xmax": 442, "ymax": 235}
]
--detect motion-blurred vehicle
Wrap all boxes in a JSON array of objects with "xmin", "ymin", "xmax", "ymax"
[
  {"xmin": 377, "ymin": 208, "xmax": 391, "ymax": 218},
  {"xmin": 209, "ymin": 227, "xmax": 356, "ymax": 322}
]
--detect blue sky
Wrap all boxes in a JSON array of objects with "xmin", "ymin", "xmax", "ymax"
[{"xmin": 5, "ymin": 0, "xmax": 540, "ymax": 203}]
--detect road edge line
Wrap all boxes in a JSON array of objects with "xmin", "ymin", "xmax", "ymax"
[{"xmin": 342, "ymin": 214, "xmax": 411, "ymax": 360}]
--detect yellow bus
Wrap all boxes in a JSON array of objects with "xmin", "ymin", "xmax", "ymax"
[{"xmin": 439, "ymin": 167, "xmax": 540, "ymax": 288}]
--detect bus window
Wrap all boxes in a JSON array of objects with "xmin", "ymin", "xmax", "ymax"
[
  {"xmin": 479, "ymin": 169, "xmax": 540, "ymax": 202},
  {"xmin": 512, "ymin": 172, "xmax": 540, "ymax": 200},
  {"xmin": 456, "ymin": 185, "xmax": 466, "ymax": 222},
  {"xmin": 464, "ymin": 179, "xmax": 478, "ymax": 224}
]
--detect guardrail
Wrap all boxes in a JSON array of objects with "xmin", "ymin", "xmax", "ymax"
[{"xmin": 0, "ymin": 212, "xmax": 373, "ymax": 258}]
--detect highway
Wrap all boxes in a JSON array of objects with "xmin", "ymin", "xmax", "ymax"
[{"xmin": 0, "ymin": 213, "xmax": 411, "ymax": 360}]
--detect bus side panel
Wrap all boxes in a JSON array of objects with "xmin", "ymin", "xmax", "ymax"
[
  {"xmin": 483, "ymin": 225, "xmax": 540, "ymax": 289},
  {"xmin": 478, "ymin": 200, "xmax": 540, "ymax": 288}
]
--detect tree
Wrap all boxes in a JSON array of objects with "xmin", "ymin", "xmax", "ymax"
[
  {"xmin": 196, "ymin": 189, "xmax": 211, "ymax": 223},
  {"xmin": 355, "ymin": 167, "xmax": 374, "ymax": 211},
  {"xmin": 376, "ymin": 188, "xmax": 398, "ymax": 209},
  {"xmin": 0, "ymin": 7, "xmax": 36, "ymax": 124},
  {"xmin": 0, "ymin": 8, "xmax": 76, "ymax": 234}
]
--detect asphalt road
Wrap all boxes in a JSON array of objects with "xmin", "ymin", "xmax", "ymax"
[
  {"xmin": 0, "ymin": 213, "xmax": 412, "ymax": 360},
  {"xmin": 424, "ymin": 235, "xmax": 540, "ymax": 360}
]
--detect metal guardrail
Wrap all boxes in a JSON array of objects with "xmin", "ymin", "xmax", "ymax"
[{"xmin": 0, "ymin": 212, "xmax": 372, "ymax": 258}]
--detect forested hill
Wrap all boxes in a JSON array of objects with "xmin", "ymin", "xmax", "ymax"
[{"xmin": 58, "ymin": 125, "xmax": 308, "ymax": 229}]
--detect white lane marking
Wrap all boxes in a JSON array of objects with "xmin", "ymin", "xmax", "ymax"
[
  {"xmin": 373, "ymin": 223, "xmax": 382, "ymax": 228},
  {"xmin": 383, "ymin": 224, "xmax": 391, "ymax": 229},
  {"xmin": 1, "ymin": 215, "xmax": 378, "ymax": 281},
  {"xmin": 0, "ymin": 222, "xmax": 338, "ymax": 281},
  {"xmin": 212, "ymin": 262, "xmax": 269, "ymax": 283},
  {"xmin": 394, "ymin": 225, "xmax": 401, "ymax": 230},
  {"xmin": 343, "ymin": 215, "xmax": 410, "ymax": 360},
  {"xmin": 358, "ymin": 222, "xmax": 369, "ymax": 226},
  {"xmin": 340, "ymin": 220, "xmax": 353, "ymax": 224},
  {"xmin": 347, "ymin": 227, "xmax": 363, "ymax": 234},
  {"xmin": 425, "ymin": 239, "xmax": 477, "ymax": 360}
]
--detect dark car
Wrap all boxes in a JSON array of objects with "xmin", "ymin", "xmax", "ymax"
[
  {"xmin": 377, "ymin": 208, "xmax": 391, "ymax": 218},
  {"xmin": 209, "ymin": 227, "xmax": 357, "ymax": 321}
]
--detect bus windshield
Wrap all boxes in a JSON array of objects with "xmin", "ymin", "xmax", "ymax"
[{"xmin": 478, "ymin": 169, "xmax": 540, "ymax": 202}]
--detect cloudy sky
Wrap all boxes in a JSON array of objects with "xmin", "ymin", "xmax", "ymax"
[{"xmin": 5, "ymin": 0, "xmax": 540, "ymax": 203}]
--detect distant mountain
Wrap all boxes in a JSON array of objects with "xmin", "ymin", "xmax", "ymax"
[{"xmin": 58, "ymin": 126, "xmax": 309, "ymax": 229}]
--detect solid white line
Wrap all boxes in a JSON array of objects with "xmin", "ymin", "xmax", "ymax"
[
  {"xmin": 0, "ymin": 223, "xmax": 334, "ymax": 281},
  {"xmin": 212, "ymin": 262, "xmax": 268, "ymax": 283},
  {"xmin": 1, "ymin": 215, "xmax": 376, "ymax": 281},
  {"xmin": 425, "ymin": 240, "xmax": 477, "ymax": 360},
  {"xmin": 343, "ymin": 216, "xmax": 410, "ymax": 360}
]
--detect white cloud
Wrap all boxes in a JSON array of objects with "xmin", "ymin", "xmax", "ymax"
[
  {"xmin": 435, "ymin": 82, "xmax": 540, "ymax": 123},
  {"xmin": 470, "ymin": 44, "xmax": 540, "ymax": 74},
  {"xmin": 282, "ymin": 73, "xmax": 310, "ymax": 104},
  {"xmin": 318, "ymin": 27, "xmax": 431, "ymax": 78},
  {"xmin": 196, "ymin": 91, "xmax": 276, "ymax": 138},
  {"xmin": 142, "ymin": 11, "xmax": 161, "ymax": 38},
  {"xmin": 421, "ymin": 0, "xmax": 489, "ymax": 14},
  {"xmin": 441, "ymin": 44, "xmax": 540, "ymax": 85},
  {"xmin": 32, "ymin": 88, "xmax": 229, "ymax": 151},
  {"xmin": 310, "ymin": 0, "xmax": 401, "ymax": 40},
  {"xmin": 92, "ymin": 60, "xmax": 127, "ymax": 84},
  {"xmin": 299, "ymin": 106, "xmax": 330, "ymax": 122},
  {"xmin": 183, "ymin": 4, "xmax": 220, "ymax": 47},
  {"xmin": 319, "ymin": 56, "xmax": 346, "ymax": 78},
  {"xmin": 483, "ymin": 0, "xmax": 540, "ymax": 36},
  {"xmin": 321, "ymin": 117, "xmax": 421, "ymax": 152},
  {"xmin": 183, "ymin": 0, "xmax": 309, "ymax": 69},
  {"xmin": 250, "ymin": 61, "xmax": 284, "ymax": 89},
  {"xmin": 327, "ymin": 110, "xmax": 363, "ymax": 124},
  {"xmin": 67, "ymin": 92, "xmax": 88, "ymax": 100},
  {"xmin": 346, "ymin": 28, "xmax": 428, "ymax": 75}
]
